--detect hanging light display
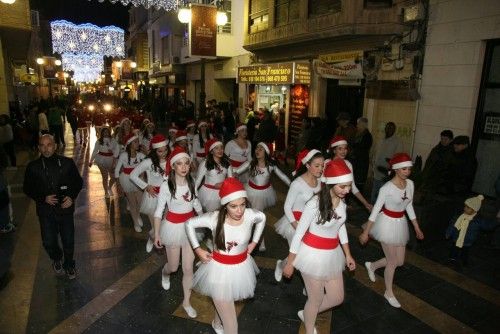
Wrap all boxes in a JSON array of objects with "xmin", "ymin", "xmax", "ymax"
[
  {"xmin": 88, "ymin": 0, "xmax": 178, "ymax": 11},
  {"xmin": 61, "ymin": 53, "xmax": 104, "ymax": 83},
  {"xmin": 51, "ymin": 20, "xmax": 125, "ymax": 57}
]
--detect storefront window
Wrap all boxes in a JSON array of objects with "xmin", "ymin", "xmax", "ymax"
[
  {"xmin": 249, "ymin": 0, "xmax": 269, "ymax": 33},
  {"xmin": 275, "ymin": 0, "xmax": 300, "ymax": 27},
  {"xmin": 308, "ymin": 0, "xmax": 341, "ymax": 17}
]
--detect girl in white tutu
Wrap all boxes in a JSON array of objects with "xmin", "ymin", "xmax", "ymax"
[
  {"xmin": 130, "ymin": 134, "xmax": 170, "ymax": 253},
  {"xmin": 192, "ymin": 121, "xmax": 213, "ymax": 166},
  {"xmin": 186, "ymin": 120, "xmax": 196, "ymax": 153},
  {"xmin": 114, "ymin": 134, "xmax": 146, "ymax": 232},
  {"xmin": 224, "ymin": 123, "xmax": 252, "ymax": 183},
  {"xmin": 88, "ymin": 127, "xmax": 119, "ymax": 198},
  {"xmin": 139, "ymin": 121, "xmax": 155, "ymax": 155},
  {"xmin": 153, "ymin": 146, "xmax": 203, "ymax": 319},
  {"xmin": 195, "ymin": 138, "xmax": 233, "ymax": 212},
  {"xmin": 274, "ymin": 149, "xmax": 324, "ymax": 282},
  {"xmin": 235, "ymin": 142, "xmax": 291, "ymax": 251},
  {"xmin": 359, "ymin": 153, "xmax": 424, "ymax": 308},
  {"xmin": 185, "ymin": 177, "xmax": 265, "ymax": 334},
  {"xmin": 328, "ymin": 136, "xmax": 373, "ymax": 211},
  {"xmin": 283, "ymin": 159, "xmax": 356, "ymax": 334}
]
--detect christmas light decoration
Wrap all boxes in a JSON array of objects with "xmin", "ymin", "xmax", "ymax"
[
  {"xmin": 51, "ymin": 20, "xmax": 125, "ymax": 57},
  {"xmin": 88, "ymin": 0, "xmax": 178, "ymax": 11},
  {"xmin": 61, "ymin": 53, "xmax": 104, "ymax": 83}
]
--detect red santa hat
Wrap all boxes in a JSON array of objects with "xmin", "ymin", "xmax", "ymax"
[
  {"xmin": 329, "ymin": 135, "xmax": 348, "ymax": 148},
  {"xmin": 292, "ymin": 149, "xmax": 321, "ymax": 176},
  {"xmin": 168, "ymin": 126, "xmax": 178, "ymax": 135},
  {"xmin": 219, "ymin": 177, "xmax": 247, "ymax": 205},
  {"xmin": 150, "ymin": 134, "xmax": 168, "ymax": 149},
  {"xmin": 198, "ymin": 121, "xmax": 208, "ymax": 128},
  {"xmin": 123, "ymin": 133, "xmax": 138, "ymax": 146},
  {"xmin": 235, "ymin": 123, "xmax": 247, "ymax": 134},
  {"xmin": 257, "ymin": 142, "xmax": 272, "ymax": 156},
  {"xmin": 186, "ymin": 120, "xmax": 196, "ymax": 129},
  {"xmin": 389, "ymin": 152, "xmax": 413, "ymax": 170},
  {"xmin": 169, "ymin": 146, "xmax": 190, "ymax": 167},
  {"xmin": 175, "ymin": 130, "xmax": 188, "ymax": 142},
  {"xmin": 321, "ymin": 159, "xmax": 353, "ymax": 184},
  {"xmin": 205, "ymin": 138, "xmax": 223, "ymax": 156}
]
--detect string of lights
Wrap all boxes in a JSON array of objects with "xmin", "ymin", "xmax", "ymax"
[
  {"xmin": 61, "ymin": 53, "xmax": 104, "ymax": 83},
  {"xmin": 51, "ymin": 20, "xmax": 125, "ymax": 57},
  {"xmin": 88, "ymin": 0, "xmax": 178, "ymax": 11}
]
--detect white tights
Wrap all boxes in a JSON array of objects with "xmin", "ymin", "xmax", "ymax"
[
  {"xmin": 162, "ymin": 244, "xmax": 195, "ymax": 306},
  {"xmin": 97, "ymin": 165, "xmax": 114, "ymax": 194},
  {"xmin": 302, "ymin": 274, "xmax": 345, "ymax": 334},
  {"xmin": 124, "ymin": 190, "xmax": 142, "ymax": 228},
  {"xmin": 370, "ymin": 243, "xmax": 406, "ymax": 296},
  {"xmin": 213, "ymin": 299, "xmax": 238, "ymax": 334}
]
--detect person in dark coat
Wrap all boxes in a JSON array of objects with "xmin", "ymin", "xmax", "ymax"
[
  {"xmin": 23, "ymin": 134, "xmax": 83, "ymax": 279},
  {"xmin": 350, "ymin": 117, "xmax": 373, "ymax": 191},
  {"xmin": 442, "ymin": 135, "xmax": 477, "ymax": 197},
  {"xmin": 419, "ymin": 130, "xmax": 454, "ymax": 194},
  {"xmin": 254, "ymin": 109, "xmax": 277, "ymax": 144}
]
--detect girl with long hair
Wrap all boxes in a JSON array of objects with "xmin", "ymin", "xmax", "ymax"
[
  {"xmin": 274, "ymin": 149, "xmax": 324, "ymax": 282},
  {"xmin": 130, "ymin": 134, "xmax": 170, "ymax": 252},
  {"xmin": 185, "ymin": 177, "xmax": 265, "ymax": 334},
  {"xmin": 139, "ymin": 121, "xmax": 156, "ymax": 155},
  {"xmin": 235, "ymin": 142, "xmax": 290, "ymax": 251},
  {"xmin": 89, "ymin": 127, "xmax": 119, "ymax": 198},
  {"xmin": 224, "ymin": 124, "xmax": 252, "ymax": 183},
  {"xmin": 195, "ymin": 138, "xmax": 233, "ymax": 212},
  {"xmin": 114, "ymin": 134, "xmax": 145, "ymax": 232},
  {"xmin": 283, "ymin": 159, "xmax": 356, "ymax": 334},
  {"xmin": 327, "ymin": 136, "xmax": 373, "ymax": 211},
  {"xmin": 359, "ymin": 153, "xmax": 424, "ymax": 308},
  {"xmin": 153, "ymin": 146, "xmax": 202, "ymax": 319},
  {"xmin": 192, "ymin": 121, "xmax": 213, "ymax": 166}
]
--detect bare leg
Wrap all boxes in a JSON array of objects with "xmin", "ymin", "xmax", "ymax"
[{"xmin": 213, "ymin": 299, "xmax": 238, "ymax": 334}]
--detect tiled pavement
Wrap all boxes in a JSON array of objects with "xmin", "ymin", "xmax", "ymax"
[{"xmin": 0, "ymin": 125, "xmax": 499, "ymax": 334}]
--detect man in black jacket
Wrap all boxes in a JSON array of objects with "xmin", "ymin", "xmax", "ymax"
[{"xmin": 24, "ymin": 134, "xmax": 83, "ymax": 279}]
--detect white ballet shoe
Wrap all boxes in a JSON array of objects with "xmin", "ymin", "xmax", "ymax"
[
  {"xmin": 274, "ymin": 260, "xmax": 283, "ymax": 282},
  {"xmin": 384, "ymin": 292, "xmax": 401, "ymax": 308},
  {"xmin": 365, "ymin": 262, "xmax": 376, "ymax": 282},
  {"xmin": 211, "ymin": 320, "xmax": 224, "ymax": 334},
  {"xmin": 297, "ymin": 310, "xmax": 318, "ymax": 334},
  {"xmin": 161, "ymin": 273, "xmax": 170, "ymax": 291},
  {"xmin": 183, "ymin": 304, "xmax": 197, "ymax": 318},
  {"xmin": 138, "ymin": 217, "xmax": 144, "ymax": 227},
  {"xmin": 303, "ymin": 287, "xmax": 307, "ymax": 296},
  {"xmin": 259, "ymin": 240, "xmax": 266, "ymax": 252},
  {"xmin": 134, "ymin": 224, "xmax": 142, "ymax": 233},
  {"xmin": 146, "ymin": 238, "xmax": 154, "ymax": 253}
]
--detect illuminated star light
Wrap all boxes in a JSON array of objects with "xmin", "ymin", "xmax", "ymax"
[
  {"xmin": 61, "ymin": 53, "xmax": 104, "ymax": 83},
  {"xmin": 51, "ymin": 20, "xmax": 125, "ymax": 57},
  {"xmin": 89, "ymin": 0, "xmax": 178, "ymax": 11}
]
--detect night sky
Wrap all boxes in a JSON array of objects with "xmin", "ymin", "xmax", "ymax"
[{"xmin": 30, "ymin": 0, "xmax": 130, "ymax": 29}]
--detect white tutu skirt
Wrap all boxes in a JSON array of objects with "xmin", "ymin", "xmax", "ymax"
[
  {"xmin": 119, "ymin": 173, "xmax": 140, "ymax": 193},
  {"xmin": 139, "ymin": 192, "xmax": 158, "ymax": 216},
  {"xmin": 192, "ymin": 256, "xmax": 259, "ymax": 301},
  {"xmin": 159, "ymin": 220, "xmax": 189, "ymax": 247},
  {"xmin": 198, "ymin": 185, "xmax": 221, "ymax": 212},
  {"xmin": 94, "ymin": 155, "xmax": 114, "ymax": 171},
  {"xmin": 275, "ymin": 215, "xmax": 295, "ymax": 245},
  {"xmin": 245, "ymin": 184, "xmax": 276, "ymax": 211},
  {"xmin": 294, "ymin": 243, "xmax": 345, "ymax": 280},
  {"xmin": 370, "ymin": 213, "xmax": 409, "ymax": 246}
]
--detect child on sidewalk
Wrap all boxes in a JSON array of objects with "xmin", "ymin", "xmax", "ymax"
[{"xmin": 446, "ymin": 194, "xmax": 499, "ymax": 266}]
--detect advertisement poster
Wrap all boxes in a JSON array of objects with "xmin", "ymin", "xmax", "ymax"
[
  {"xmin": 289, "ymin": 84, "xmax": 309, "ymax": 144},
  {"xmin": 190, "ymin": 4, "xmax": 217, "ymax": 57}
]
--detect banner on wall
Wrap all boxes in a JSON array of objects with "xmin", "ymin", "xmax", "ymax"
[
  {"xmin": 313, "ymin": 59, "xmax": 363, "ymax": 80},
  {"xmin": 237, "ymin": 62, "xmax": 311, "ymax": 85},
  {"xmin": 190, "ymin": 4, "xmax": 217, "ymax": 58},
  {"xmin": 288, "ymin": 84, "xmax": 309, "ymax": 144}
]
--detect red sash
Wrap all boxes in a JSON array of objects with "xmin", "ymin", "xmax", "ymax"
[
  {"xmin": 230, "ymin": 160, "xmax": 244, "ymax": 168},
  {"xmin": 122, "ymin": 167, "xmax": 134, "ymax": 175},
  {"xmin": 203, "ymin": 183, "xmax": 219, "ymax": 190},
  {"xmin": 302, "ymin": 231, "xmax": 339, "ymax": 250},
  {"xmin": 153, "ymin": 186, "xmax": 160, "ymax": 194},
  {"xmin": 382, "ymin": 207, "xmax": 405, "ymax": 218},
  {"xmin": 165, "ymin": 210, "xmax": 195, "ymax": 223},
  {"xmin": 212, "ymin": 251, "xmax": 248, "ymax": 265},
  {"xmin": 248, "ymin": 181, "xmax": 271, "ymax": 190},
  {"xmin": 196, "ymin": 152, "xmax": 206, "ymax": 158},
  {"xmin": 98, "ymin": 151, "xmax": 113, "ymax": 157},
  {"xmin": 292, "ymin": 211, "xmax": 302, "ymax": 221}
]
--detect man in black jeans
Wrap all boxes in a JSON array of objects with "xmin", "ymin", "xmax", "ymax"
[{"xmin": 23, "ymin": 134, "xmax": 83, "ymax": 279}]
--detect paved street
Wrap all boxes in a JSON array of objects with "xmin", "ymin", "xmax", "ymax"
[{"xmin": 0, "ymin": 127, "xmax": 499, "ymax": 334}]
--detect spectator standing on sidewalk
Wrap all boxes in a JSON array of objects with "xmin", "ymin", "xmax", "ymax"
[
  {"xmin": 350, "ymin": 117, "xmax": 373, "ymax": 191},
  {"xmin": 48, "ymin": 103, "xmax": 65, "ymax": 148},
  {"xmin": 38, "ymin": 108, "xmax": 49, "ymax": 135},
  {"xmin": 0, "ymin": 115, "xmax": 16, "ymax": 169},
  {"xmin": 23, "ymin": 134, "xmax": 83, "ymax": 279},
  {"xmin": 0, "ymin": 164, "xmax": 15, "ymax": 233}
]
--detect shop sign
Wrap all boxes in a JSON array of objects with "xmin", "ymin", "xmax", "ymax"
[
  {"xmin": 238, "ymin": 62, "xmax": 309, "ymax": 85},
  {"xmin": 315, "ymin": 50, "xmax": 364, "ymax": 80},
  {"xmin": 190, "ymin": 4, "xmax": 217, "ymax": 58}
]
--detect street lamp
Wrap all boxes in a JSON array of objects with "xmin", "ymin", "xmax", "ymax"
[
  {"xmin": 0, "ymin": 0, "xmax": 16, "ymax": 4},
  {"xmin": 178, "ymin": 7, "xmax": 191, "ymax": 24},
  {"xmin": 36, "ymin": 58, "xmax": 44, "ymax": 65}
]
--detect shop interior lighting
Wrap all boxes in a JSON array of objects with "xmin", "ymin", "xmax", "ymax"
[
  {"xmin": 88, "ymin": 0, "xmax": 178, "ymax": 11},
  {"xmin": 51, "ymin": 20, "xmax": 125, "ymax": 57}
]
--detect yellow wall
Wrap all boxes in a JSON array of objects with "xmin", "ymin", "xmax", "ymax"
[
  {"xmin": 0, "ymin": 0, "xmax": 31, "ymax": 30},
  {"xmin": 0, "ymin": 37, "xmax": 8, "ymax": 115}
]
